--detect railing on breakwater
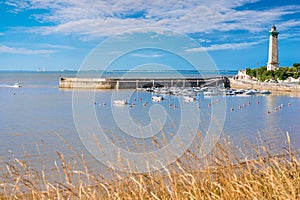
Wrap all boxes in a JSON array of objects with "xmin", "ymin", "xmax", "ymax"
[{"xmin": 59, "ymin": 77, "xmax": 230, "ymax": 89}]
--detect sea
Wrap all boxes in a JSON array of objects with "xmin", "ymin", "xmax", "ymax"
[{"xmin": 0, "ymin": 70, "xmax": 300, "ymax": 176}]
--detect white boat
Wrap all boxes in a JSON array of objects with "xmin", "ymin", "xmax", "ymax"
[
  {"xmin": 224, "ymin": 90, "xmax": 236, "ymax": 96},
  {"xmin": 235, "ymin": 89, "xmax": 245, "ymax": 94},
  {"xmin": 204, "ymin": 91, "xmax": 220, "ymax": 97},
  {"xmin": 159, "ymin": 88, "xmax": 170, "ymax": 95},
  {"xmin": 183, "ymin": 96, "xmax": 195, "ymax": 102},
  {"xmin": 12, "ymin": 83, "xmax": 21, "ymax": 88},
  {"xmin": 180, "ymin": 88, "xmax": 193, "ymax": 96},
  {"xmin": 260, "ymin": 90, "xmax": 271, "ymax": 95},
  {"xmin": 200, "ymin": 87, "xmax": 208, "ymax": 92},
  {"xmin": 153, "ymin": 88, "xmax": 160, "ymax": 93},
  {"xmin": 193, "ymin": 87, "xmax": 201, "ymax": 92},
  {"xmin": 172, "ymin": 90, "xmax": 182, "ymax": 96},
  {"xmin": 245, "ymin": 90, "xmax": 257, "ymax": 95},
  {"xmin": 136, "ymin": 88, "xmax": 146, "ymax": 91},
  {"xmin": 0, "ymin": 83, "xmax": 21, "ymax": 88},
  {"xmin": 152, "ymin": 96, "xmax": 163, "ymax": 102},
  {"xmin": 145, "ymin": 87, "xmax": 154, "ymax": 92},
  {"xmin": 113, "ymin": 100, "xmax": 128, "ymax": 105}
]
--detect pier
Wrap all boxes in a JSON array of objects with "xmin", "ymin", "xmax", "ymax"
[{"xmin": 59, "ymin": 77, "xmax": 230, "ymax": 89}]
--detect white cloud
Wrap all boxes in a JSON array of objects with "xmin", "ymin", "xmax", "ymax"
[
  {"xmin": 277, "ymin": 19, "xmax": 300, "ymax": 31},
  {"xmin": 185, "ymin": 41, "xmax": 259, "ymax": 52},
  {"xmin": 198, "ymin": 39, "xmax": 212, "ymax": 43},
  {"xmin": 4, "ymin": 0, "xmax": 300, "ymax": 41},
  {"xmin": 0, "ymin": 45, "xmax": 56, "ymax": 55},
  {"xmin": 280, "ymin": 32, "xmax": 300, "ymax": 41},
  {"xmin": 129, "ymin": 53, "xmax": 163, "ymax": 58},
  {"xmin": 40, "ymin": 43, "xmax": 75, "ymax": 49}
]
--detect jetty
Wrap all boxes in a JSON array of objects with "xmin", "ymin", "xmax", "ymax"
[{"xmin": 59, "ymin": 76, "xmax": 230, "ymax": 89}]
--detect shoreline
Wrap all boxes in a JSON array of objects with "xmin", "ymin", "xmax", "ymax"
[{"xmin": 229, "ymin": 78, "xmax": 300, "ymax": 95}]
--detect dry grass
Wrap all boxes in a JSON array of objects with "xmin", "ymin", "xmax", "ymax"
[{"xmin": 0, "ymin": 133, "xmax": 299, "ymax": 200}]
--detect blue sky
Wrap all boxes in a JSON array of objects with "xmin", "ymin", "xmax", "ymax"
[{"xmin": 0, "ymin": 0, "xmax": 299, "ymax": 71}]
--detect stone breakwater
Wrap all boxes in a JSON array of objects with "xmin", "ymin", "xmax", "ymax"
[
  {"xmin": 59, "ymin": 78, "xmax": 112, "ymax": 89},
  {"xmin": 59, "ymin": 77, "xmax": 230, "ymax": 89},
  {"xmin": 229, "ymin": 78, "xmax": 300, "ymax": 93}
]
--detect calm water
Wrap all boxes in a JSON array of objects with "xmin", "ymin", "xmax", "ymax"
[{"xmin": 0, "ymin": 71, "xmax": 299, "ymax": 174}]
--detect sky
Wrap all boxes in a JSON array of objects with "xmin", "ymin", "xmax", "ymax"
[{"xmin": 0, "ymin": 0, "xmax": 299, "ymax": 71}]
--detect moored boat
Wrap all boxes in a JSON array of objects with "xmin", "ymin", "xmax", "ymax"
[
  {"xmin": 245, "ymin": 90, "xmax": 257, "ymax": 95},
  {"xmin": 260, "ymin": 90, "xmax": 271, "ymax": 95},
  {"xmin": 183, "ymin": 96, "xmax": 196, "ymax": 102},
  {"xmin": 152, "ymin": 96, "xmax": 163, "ymax": 102},
  {"xmin": 113, "ymin": 100, "xmax": 128, "ymax": 105}
]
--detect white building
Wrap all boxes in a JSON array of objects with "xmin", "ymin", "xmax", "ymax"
[{"xmin": 235, "ymin": 70, "xmax": 251, "ymax": 80}]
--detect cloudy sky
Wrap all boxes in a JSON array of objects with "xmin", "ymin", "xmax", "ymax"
[{"xmin": 0, "ymin": 0, "xmax": 299, "ymax": 71}]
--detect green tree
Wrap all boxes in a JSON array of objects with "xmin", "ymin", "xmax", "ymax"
[
  {"xmin": 293, "ymin": 63, "xmax": 300, "ymax": 68},
  {"xmin": 277, "ymin": 68, "xmax": 288, "ymax": 80},
  {"xmin": 244, "ymin": 65, "xmax": 299, "ymax": 81},
  {"xmin": 260, "ymin": 74, "xmax": 267, "ymax": 82},
  {"xmin": 293, "ymin": 72, "xmax": 300, "ymax": 79},
  {"xmin": 246, "ymin": 68, "xmax": 251, "ymax": 76}
]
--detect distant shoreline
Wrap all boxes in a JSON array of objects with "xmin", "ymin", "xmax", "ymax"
[{"xmin": 0, "ymin": 69, "xmax": 238, "ymax": 73}]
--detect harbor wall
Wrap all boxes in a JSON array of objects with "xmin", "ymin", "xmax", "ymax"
[
  {"xmin": 59, "ymin": 77, "xmax": 230, "ymax": 89},
  {"xmin": 59, "ymin": 78, "xmax": 112, "ymax": 89},
  {"xmin": 229, "ymin": 78, "xmax": 300, "ymax": 93}
]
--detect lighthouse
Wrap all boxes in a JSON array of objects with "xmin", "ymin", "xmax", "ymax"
[{"xmin": 267, "ymin": 25, "xmax": 279, "ymax": 70}]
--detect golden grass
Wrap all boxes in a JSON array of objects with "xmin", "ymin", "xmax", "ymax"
[{"xmin": 0, "ymin": 133, "xmax": 299, "ymax": 200}]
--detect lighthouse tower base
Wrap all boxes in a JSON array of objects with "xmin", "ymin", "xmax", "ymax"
[{"xmin": 267, "ymin": 62, "xmax": 279, "ymax": 71}]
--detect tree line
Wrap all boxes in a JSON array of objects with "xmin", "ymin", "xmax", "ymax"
[{"xmin": 245, "ymin": 63, "xmax": 300, "ymax": 82}]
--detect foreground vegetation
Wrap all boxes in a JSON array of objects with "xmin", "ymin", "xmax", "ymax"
[
  {"xmin": 0, "ymin": 133, "xmax": 299, "ymax": 199},
  {"xmin": 246, "ymin": 63, "xmax": 300, "ymax": 82}
]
